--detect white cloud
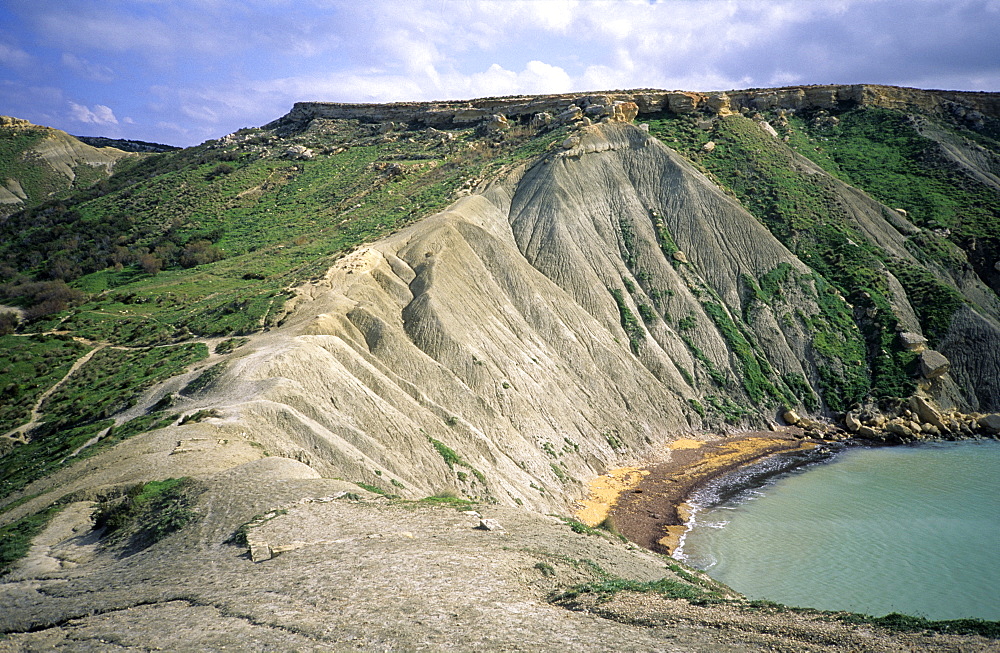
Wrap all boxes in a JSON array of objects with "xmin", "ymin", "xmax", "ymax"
[
  {"xmin": 69, "ymin": 102, "xmax": 118, "ymax": 125},
  {"xmin": 0, "ymin": 42, "xmax": 33, "ymax": 68},
  {"xmin": 61, "ymin": 53, "xmax": 114, "ymax": 82}
]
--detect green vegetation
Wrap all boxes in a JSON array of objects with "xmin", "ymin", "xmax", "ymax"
[
  {"xmin": 645, "ymin": 109, "xmax": 951, "ymax": 406},
  {"xmin": 702, "ymin": 300, "xmax": 791, "ymax": 406},
  {"xmin": 0, "ymin": 501, "xmax": 65, "ymax": 576},
  {"xmin": 214, "ymin": 337, "xmax": 249, "ymax": 354},
  {"xmin": 791, "ymin": 107, "xmax": 1000, "ymax": 246},
  {"xmin": 418, "ymin": 494, "xmax": 475, "ymax": 507},
  {"xmin": 92, "ymin": 477, "xmax": 200, "ymax": 551},
  {"xmin": 609, "ymin": 288, "xmax": 644, "ymax": 353},
  {"xmin": 0, "ymin": 334, "xmax": 87, "ymax": 434},
  {"xmin": 181, "ymin": 360, "xmax": 228, "ymax": 396},
  {"xmin": 557, "ymin": 575, "xmax": 723, "ymax": 605},
  {"xmin": 43, "ymin": 344, "xmax": 207, "ymax": 425},
  {"xmin": 428, "ymin": 435, "xmax": 463, "ymax": 469},
  {"xmin": 354, "ymin": 481, "xmax": 392, "ymax": 496},
  {"xmin": 836, "ymin": 611, "xmax": 1000, "ymax": 639},
  {"xmin": 0, "ymin": 342, "xmax": 204, "ymax": 501}
]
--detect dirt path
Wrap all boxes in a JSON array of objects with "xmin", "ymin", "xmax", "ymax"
[{"xmin": 0, "ymin": 343, "xmax": 107, "ymax": 442}]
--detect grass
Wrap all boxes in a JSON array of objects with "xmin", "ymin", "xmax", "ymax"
[
  {"xmin": 92, "ymin": 477, "xmax": 200, "ymax": 551},
  {"xmin": 609, "ymin": 288, "xmax": 644, "ymax": 353},
  {"xmin": 0, "ymin": 334, "xmax": 88, "ymax": 435},
  {"xmin": 0, "ymin": 341, "xmax": 204, "ymax": 502},
  {"xmin": 0, "ymin": 501, "xmax": 66, "ymax": 576},
  {"xmin": 647, "ymin": 110, "xmax": 939, "ymax": 406}
]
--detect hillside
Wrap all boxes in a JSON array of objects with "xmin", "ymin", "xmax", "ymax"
[{"xmin": 1, "ymin": 85, "xmax": 999, "ymax": 650}]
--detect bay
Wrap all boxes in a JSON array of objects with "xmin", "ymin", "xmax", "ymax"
[{"xmin": 677, "ymin": 439, "xmax": 1000, "ymax": 620}]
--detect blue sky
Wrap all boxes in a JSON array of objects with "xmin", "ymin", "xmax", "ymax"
[{"xmin": 2, "ymin": 0, "xmax": 999, "ymax": 147}]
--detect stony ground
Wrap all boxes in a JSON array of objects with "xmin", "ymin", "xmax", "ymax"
[{"xmin": 2, "ymin": 456, "xmax": 996, "ymax": 652}]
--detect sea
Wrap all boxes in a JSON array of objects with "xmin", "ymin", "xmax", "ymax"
[{"xmin": 675, "ymin": 438, "xmax": 1000, "ymax": 621}]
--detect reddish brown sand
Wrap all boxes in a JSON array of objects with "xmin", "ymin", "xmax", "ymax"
[{"xmin": 582, "ymin": 430, "xmax": 819, "ymax": 555}]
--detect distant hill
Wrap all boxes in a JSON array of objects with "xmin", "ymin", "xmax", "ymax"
[
  {"xmin": 73, "ymin": 135, "xmax": 180, "ymax": 153},
  {"xmin": 0, "ymin": 116, "xmax": 133, "ymax": 219}
]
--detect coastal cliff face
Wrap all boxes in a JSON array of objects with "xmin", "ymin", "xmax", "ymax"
[{"xmin": 1, "ymin": 85, "xmax": 1000, "ymax": 649}]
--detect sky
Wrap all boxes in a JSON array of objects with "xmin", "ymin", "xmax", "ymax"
[{"xmin": 2, "ymin": 0, "xmax": 999, "ymax": 147}]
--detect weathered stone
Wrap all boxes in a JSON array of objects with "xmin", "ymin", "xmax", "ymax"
[
  {"xmin": 844, "ymin": 412, "xmax": 861, "ymax": 432},
  {"xmin": 556, "ymin": 105, "xmax": 583, "ymax": 123},
  {"xmin": 284, "ymin": 145, "xmax": 314, "ymax": 160},
  {"xmin": 978, "ymin": 414, "xmax": 1000, "ymax": 434},
  {"xmin": 919, "ymin": 350, "xmax": 951, "ymax": 379},
  {"xmin": 530, "ymin": 112, "xmax": 553, "ymax": 129},
  {"xmin": 886, "ymin": 422, "xmax": 914, "ymax": 438},
  {"xmin": 561, "ymin": 136, "xmax": 581, "ymax": 150},
  {"xmin": 702, "ymin": 141, "xmax": 716, "ymax": 152},
  {"xmin": 909, "ymin": 395, "xmax": 946, "ymax": 429},
  {"xmin": 705, "ymin": 93, "xmax": 734, "ymax": 116},
  {"xmin": 249, "ymin": 539, "xmax": 272, "ymax": 563},
  {"xmin": 672, "ymin": 250, "xmax": 689, "ymax": 263},
  {"xmin": 758, "ymin": 121, "xmax": 779, "ymax": 138},
  {"xmin": 485, "ymin": 114, "xmax": 510, "ymax": 133},
  {"xmin": 782, "ymin": 409, "xmax": 801, "ymax": 426},
  {"xmin": 666, "ymin": 92, "xmax": 700, "ymax": 114},
  {"xmin": 478, "ymin": 519, "xmax": 503, "ymax": 531},
  {"xmin": 856, "ymin": 426, "xmax": 879, "ymax": 439},
  {"xmin": 609, "ymin": 101, "xmax": 638, "ymax": 123},
  {"xmin": 899, "ymin": 332, "xmax": 927, "ymax": 351}
]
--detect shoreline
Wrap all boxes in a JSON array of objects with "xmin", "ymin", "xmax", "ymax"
[{"xmin": 579, "ymin": 430, "xmax": 823, "ymax": 556}]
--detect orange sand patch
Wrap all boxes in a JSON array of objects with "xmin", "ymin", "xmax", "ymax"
[
  {"xmin": 576, "ymin": 467, "xmax": 649, "ymax": 527},
  {"xmin": 668, "ymin": 438, "xmax": 708, "ymax": 450}
]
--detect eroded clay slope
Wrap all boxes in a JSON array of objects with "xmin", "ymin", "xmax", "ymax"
[{"xmin": 171, "ymin": 123, "xmax": 888, "ymax": 510}]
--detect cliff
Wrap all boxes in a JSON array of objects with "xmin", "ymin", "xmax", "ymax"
[{"xmin": 268, "ymin": 84, "xmax": 1000, "ymax": 132}]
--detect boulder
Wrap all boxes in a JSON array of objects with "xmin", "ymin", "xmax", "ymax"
[
  {"xmin": 705, "ymin": 93, "xmax": 734, "ymax": 116},
  {"xmin": 556, "ymin": 105, "xmax": 583, "ymax": 124},
  {"xmin": 886, "ymin": 422, "xmax": 914, "ymax": 439},
  {"xmin": 478, "ymin": 519, "xmax": 504, "ymax": 532},
  {"xmin": 284, "ymin": 145, "xmax": 315, "ymax": 160},
  {"xmin": 758, "ymin": 121, "xmax": 779, "ymax": 138},
  {"xmin": 919, "ymin": 350, "xmax": 950, "ymax": 379},
  {"xmin": 672, "ymin": 250, "xmax": 689, "ymax": 263},
  {"xmin": 609, "ymin": 101, "xmax": 639, "ymax": 123},
  {"xmin": 856, "ymin": 426, "xmax": 880, "ymax": 439},
  {"xmin": 530, "ymin": 112, "xmax": 553, "ymax": 129},
  {"xmin": 909, "ymin": 395, "xmax": 946, "ymax": 429},
  {"xmin": 561, "ymin": 136, "xmax": 581, "ymax": 150},
  {"xmin": 782, "ymin": 409, "xmax": 801, "ymax": 426},
  {"xmin": 249, "ymin": 539, "xmax": 272, "ymax": 563},
  {"xmin": 844, "ymin": 412, "xmax": 861, "ymax": 432},
  {"xmin": 978, "ymin": 414, "xmax": 1000, "ymax": 434},
  {"xmin": 702, "ymin": 141, "xmax": 716, "ymax": 152},
  {"xmin": 899, "ymin": 332, "xmax": 928, "ymax": 352},
  {"xmin": 485, "ymin": 114, "xmax": 510, "ymax": 134}
]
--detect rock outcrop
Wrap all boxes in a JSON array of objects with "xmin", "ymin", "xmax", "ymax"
[{"xmin": 266, "ymin": 85, "xmax": 1000, "ymax": 135}]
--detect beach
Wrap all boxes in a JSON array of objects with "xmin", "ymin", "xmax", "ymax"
[{"xmin": 577, "ymin": 430, "xmax": 821, "ymax": 555}]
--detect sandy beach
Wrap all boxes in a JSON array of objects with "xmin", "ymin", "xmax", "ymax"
[{"xmin": 578, "ymin": 430, "xmax": 821, "ymax": 555}]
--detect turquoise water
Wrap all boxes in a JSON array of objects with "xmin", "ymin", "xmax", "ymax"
[{"xmin": 677, "ymin": 440, "xmax": 1000, "ymax": 620}]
